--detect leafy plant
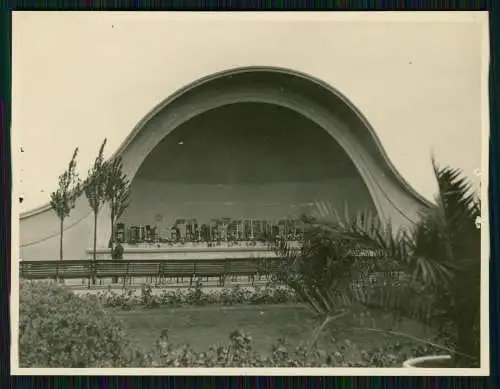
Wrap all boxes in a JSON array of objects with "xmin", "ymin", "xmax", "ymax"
[
  {"xmin": 185, "ymin": 281, "xmax": 210, "ymax": 305},
  {"xmin": 19, "ymin": 281, "xmax": 148, "ymax": 367},
  {"xmin": 49, "ymin": 147, "xmax": 81, "ymax": 262},
  {"xmin": 140, "ymin": 283, "xmax": 159, "ymax": 308}
]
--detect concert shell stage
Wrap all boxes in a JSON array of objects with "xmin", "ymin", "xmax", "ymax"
[{"xmin": 19, "ymin": 67, "xmax": 432, "ymax": 262}]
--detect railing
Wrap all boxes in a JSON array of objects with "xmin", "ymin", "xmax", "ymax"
[{"xmin": 19, "ymin": 258, "xmax": 285, "ymax": 288}]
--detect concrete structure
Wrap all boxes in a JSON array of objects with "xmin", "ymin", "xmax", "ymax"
[{"xmin": 19, "ymin": 67, "xmax": 432, "ymax": 262}]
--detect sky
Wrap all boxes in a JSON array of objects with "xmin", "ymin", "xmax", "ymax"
[{"xmin": 11, "ymin": 12, "xmax": 488, "ymax": 212}]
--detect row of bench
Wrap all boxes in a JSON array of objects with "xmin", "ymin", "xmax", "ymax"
[{"xmin": 19, "ymin": 258, "xmax": 285, "ymax": 287}]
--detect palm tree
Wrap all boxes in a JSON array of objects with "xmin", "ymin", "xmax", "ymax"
[
  {"xmin": 273, "ymin": 158, "xmax": 481, "ymax": 366},
  {"xmin": 410, "ymin": 159, "xmax": 481, "ymax": 364}
]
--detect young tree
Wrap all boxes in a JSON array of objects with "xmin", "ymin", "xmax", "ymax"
[
  {"xmin": 104, "ymin": 156, "xmax": 131, "ymax": 250},
  {"xmin": 84, "ymin": 139, "xmax": 108, "ymax": 284},
  {"xmin": 50, "ymin": 147, "xmax": 81, "ymax": 262}
]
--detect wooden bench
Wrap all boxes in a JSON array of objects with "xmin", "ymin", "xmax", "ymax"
[
  {"xmin": 125, "ymin": 261, "xmax": 163, "ymax": 285},
  {"xmin": 226, "ymin": 259, "xmax": 259, "ymax": 284},
  {"xmin": 20, "ymin": 262, "xmax": 58, "ymax": 280},
  {"xmin": 160, "ymin": 261, "xmax": 197, "ymax": 286},
  {"xmin": 94, "ymin": 261, "xmax": 130, "ymax": 285},
  {"xmin": 193, "ymin": 259, "xmax": 228, "ymax": 286},
  {"xmin": 57, "ymin": 261, "xmax": 92, "ymax": 284},
  {"xmin": 19, "ymin": 257, "xmax": 285, "ymax": 287}
]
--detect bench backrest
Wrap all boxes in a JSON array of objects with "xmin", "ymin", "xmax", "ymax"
[
  {"xmin": 226, "ymin": 259, "xmax": 258, "ymax": 275},
  {"xmin": 94, "ymin": 261, "xmax": 130, "ymax": 277},
  {"xmin": 194, "ymin": 259, "xmax": 228, "ymax": 276},
  {"xmin": 21, "ymin": 262, "xmax": 58, "ymax": 279},
  {"xmin": 161, "ymin": 261, "xmax": 197, "ymax": 277},
  {"xmin": 58, "ymin": 262, "xmax": 91, "ymax": 278},
  {"xmin": 127, "ymin": 261, "xmax": 163, "ymax": 276}
]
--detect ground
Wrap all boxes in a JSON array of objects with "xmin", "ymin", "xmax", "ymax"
[{"xmin": 109, "ymin": 304, "xmax": 436, "ymax": 360}]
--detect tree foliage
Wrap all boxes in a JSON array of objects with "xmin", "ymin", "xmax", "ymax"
[
  {"xmin": 84, "ymin": 139, "xmax": 108, "ymax": 263},
  {"xmin": 49, "ymin": 147, "xmax": 81, "ymax": 261},
  {"xmin": 84, "ymin": 139, "xmax": 108, "ymax": 215},
  {"xmin": 104, "ymin": 156, "xmax": 131, "ymax": 248}
]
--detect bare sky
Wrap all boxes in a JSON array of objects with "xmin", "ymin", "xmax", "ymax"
[{"xmin": 11, "ymin": 12, "xmax": 488, "ymax": 212}]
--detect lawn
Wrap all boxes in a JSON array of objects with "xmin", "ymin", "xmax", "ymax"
[{"xmin": 110, "ymin": 304, "xmax": 437, "ymax": 360}]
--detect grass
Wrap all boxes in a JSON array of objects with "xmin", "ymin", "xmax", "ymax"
[{"xmin": 110, "ymin": 304, "xmax": 437, "ymax": 359}]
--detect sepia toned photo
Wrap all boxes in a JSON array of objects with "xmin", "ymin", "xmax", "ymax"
[{"xmin": 10, "ymin": 11, "xmax": 490, "ymax": 375}]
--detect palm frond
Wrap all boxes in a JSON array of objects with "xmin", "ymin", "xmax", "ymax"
[
  {"xmin": 271, "ymin": 161, "xmax": 480, "ymax": 360},
  {"xmin": 430, "ymin": 159, "xmax": 480, "ymax": 257},
  {"xmin": 408, "ymin": 160, "xmax": 481, "ymax": 291}
]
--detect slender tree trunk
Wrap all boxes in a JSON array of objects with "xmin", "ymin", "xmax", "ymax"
[
  {"xmin": 110, "ymin": 209, "xmax": 119, "ymax": 284},
  {"xmin": 110, "ymin": 208, "xmax": 115, "ymax": 250},
  {"xmin": 92, "ymin": 211, "xmax": 98, "ymax": 285},
  {"xmin": 59, "ymin": 217, "xmax": 64, "ymax": 284},
  {"xmin": 59, "ymin": 218, "xmax": 64, "ymax": 261},
  {"xmin": 93, "ymin": 212, "xmax": 98, "ymax": 260}
]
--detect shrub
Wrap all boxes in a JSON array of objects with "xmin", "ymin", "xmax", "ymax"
[{"xmin": 19, "ymin": 280, "xmax": 147, "ymax": 367}]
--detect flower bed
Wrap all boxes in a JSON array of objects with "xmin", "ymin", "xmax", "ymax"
[{"xmin": 95, "ymin": 282, "xmax": 301, "ymax": 310}]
